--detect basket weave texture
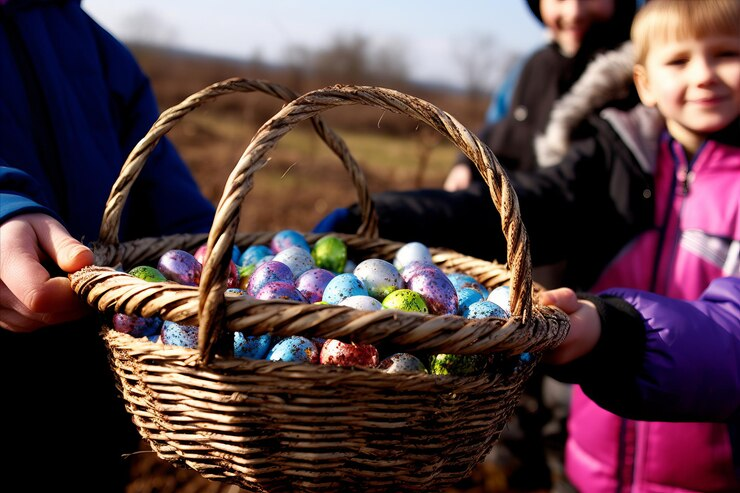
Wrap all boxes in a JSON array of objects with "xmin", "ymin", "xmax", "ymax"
[{"xmin": 69, "ymin": 78, "xmax": 569, "ymax": 492}]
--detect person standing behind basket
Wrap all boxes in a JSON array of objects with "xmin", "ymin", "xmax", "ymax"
[
  {"xmin": 0, "ymin": 0, "xmax": 216, "ymax": 490},
  {"xmin": 442, "ymin": 0, "xmax": 640, "ymax": 192},
  {"xmin": 314, "ymin": 0, "xmax": 740, "ymax": 490}
]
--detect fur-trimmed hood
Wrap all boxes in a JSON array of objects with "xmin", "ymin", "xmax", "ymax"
[{"xmin": 534, "ymin": 41, "xmax": 664, "ymax": 171}]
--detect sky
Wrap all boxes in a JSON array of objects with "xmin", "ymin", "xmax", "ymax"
[{"xmin": 82, "ymin": 0, "xmax": 548, "ymax": 90}]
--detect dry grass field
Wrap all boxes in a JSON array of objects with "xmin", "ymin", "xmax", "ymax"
[{"xmin": 121, "ymin": 46, "xmax": 527, "ymax": 493}]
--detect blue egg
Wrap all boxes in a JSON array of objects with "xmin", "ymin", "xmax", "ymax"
[
  {"xmin": 266, "ymin": 335, "xmax": 319, "ymax": 363},
  {"xmin": 487, "ymin": 286, "xmax": 512, "ymax": 315},
  {"xmin": 464, "ymin": 300, "xmax": 509, "ymax": 319},
  {"xmin": 231, "ymin": 245, "xmax": 242, "ymax": 264},
  {"xmin": 160, "ymin": 320, "xmax": 199, "ymax": 348},
  {"xmin": 112, "ymin": 313, "xmax": 163, "ymax": 338},
  {"xmin": 271, "ymin": 229, "xmax": 310, "ymax": 253},
  {"xmin": 447, "ymin": 272, "xmax": 489, "ymax": 297},
  {"xmin": 322, "ymin": 273, "xmax": 368, "ymax": 304},
  {"xmin": 457, "ymin": 287, "xmax": 484, "ymax": 316},
  {"xmin": 234, "ymin": 332, "xmax": 272, "ymax": 359},
  {"xmin": 239, "ymin": 245, "xmax": 273, "ymax": 267}
]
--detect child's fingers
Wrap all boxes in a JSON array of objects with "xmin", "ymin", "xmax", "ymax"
[
  {"xmin": 31, "ymin": 216, "xmax": 94, "ymax": 272},
  {"xmin": 539, "ymin": 287, "xmax": 580, "ymax": 313}
]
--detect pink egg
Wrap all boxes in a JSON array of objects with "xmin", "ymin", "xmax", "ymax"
[
  {"xmin": 295, "ymin": 268, "xmax": 336, "ymax": 303},
  {"xmin": 406, "ymin": 265, "xmax": 458, "ymax": 315},
  {"xmin": 255, "ymin": 281, "xmax": 307, "ymax": 302}
]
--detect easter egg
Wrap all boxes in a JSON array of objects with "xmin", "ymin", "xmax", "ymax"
[
  {"xmin": 429, "ymin": 353, "xmax": 488, "ymax": 376},
  {"xmin": 319, "ymin": 339, "xmax": 379, "ymax": 368},
  {"xmin": 400, "ymin": 260, "xmax": 437, "ymax": 283},
  {"xmin": 271, "ymin": 229, "xmax": 310, "ymax": 253},
  {"xmin": 239, "ymin": 245, "xmax": 273, "ymax": 267},
  {"xmin": 160, "ymin": 320, "xmax": 199, "ymax": 348},
  {"xmin": 447, "ymin": 272, "xmax": 488, "ymax": 297},
  {"xmin": 353, "ymin": 258, "xmax": 404, "ymax": 301},
  {"xmin": 487, "ymin": 286, "xmax": 512, "ymax": 315},
  {"xmin": 225, "ymin": 288, "xmax": 249, "ymax": 297},
  {"xmin": 193, "ymin": 243, "xmax": 239, "ymax": 288},
  {"xmin": 339, "ymin": 295, "xmax": 383, "ymax": 311},
  {"xmin": 255, "ymin": 281, "xmax": 307, "ymax": 302},
  {"xmin": 295, "ymin": 268, "xmax": 335, "ymax": 303},
  {"xmin": 311, "ymin": 235, "xmax": 347, "ymax": 273},
  {"xmin": 157, "ymin": 249, "xmax": 202, "ymax": 286},
  {"xmin": 112, "ymin": 313, "xmax": 163, "ymax": 338},
  {"xmin": 234, "ymin": 332, "xmax": 272, "ymax": 359},
  {"xmin": 322, "ymin": 273, "xmax": 368, "ymax": 305},
  {"xmin": 381, "ymin": 289, "xmax": 428, "ymax": 313},
  {"xmin": 273, "ymin": 246, "xmax": 315, "ymax": 278},
  {"xmin": 266, "ymin": 336, "xmax": 319, "ymax": 363},
  {"xmin": 128, "ymin": 265, "xmax": 167, "ymax": 283},
  {"xmin": 231, "ymin": 245, "xmax": 241, "ymax": 264},
  {"xmin": 465, "ymin": 300, "xmax": 508, "ymax": 319},
  {"xmin": 406, "ymin": 265, "xmax": 458, "ymax": 315},
  {"xmin": 457, "ymin": 287, "xmax": 485, "ymax": 316},
  {"xmin": 378, "ymin": 353, "xmax": 428, "ymax": 374},
  {"xmin": 245, "ymin": 260, "xmax": 294, "ymax": 297},
  {"xmin": 393, "ymin": 241, "xmax": 433, "ymax": 272}
]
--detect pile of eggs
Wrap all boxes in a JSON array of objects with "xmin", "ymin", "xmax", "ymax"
[{"xmin": 111, "ymin": 230, "xmax": 523, "ymax": 376}]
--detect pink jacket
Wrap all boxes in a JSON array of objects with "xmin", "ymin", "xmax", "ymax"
[{"xmin": 566, "ymin": 117, "xmax": 740, "ymax": 492}]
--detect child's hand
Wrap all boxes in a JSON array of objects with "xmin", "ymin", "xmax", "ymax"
[
  {"xmin": 539, "ymin": 287, "xmax": 602, "ymax": 365},
  {"xmin": 0, "ymin": 213, "xmax": 94, "ymax": 332},
  {"xmin": 443, "ymin": 163, "xmax": 473, "ymax": 192}
]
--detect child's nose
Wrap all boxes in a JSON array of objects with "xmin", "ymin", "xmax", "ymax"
[
  {"xmin": 689, "ymin": 56, "xmax": 717, "ymax": 85},
  {"xmin": 562, "ymin": 0, "xmax": 587, "ymax": 22}
]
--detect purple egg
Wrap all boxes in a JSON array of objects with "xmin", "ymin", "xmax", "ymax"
[
  {"xmin": 295, "ymin": 268, "xmax": 335, "ymax": 303},
  {"xmin": 246, "ymin": 260, "xmax": 294, "ymax": 297},
  {"xmin": 157, "ymin": 249, "xmax": 202, "ymax": 286},
  {"xmin": 406, "ymin": 266, "xmax": 458, "ymax": 315},
  {"xmin": 112, "ymin": 313, "xmax": 163, "ymax": 338},
  {"xmin": 254, "ymin": 281, "xmax": 307, "ymax": 302},
  {"xmin": 271, "ymin": 229, "xmax": 310, "ymax": 253},
  {"xmin": 266, "ymin": 335, "xmax": 319, "ymax": 363},
  {"xmin": 160, "ymin": 320, "xmax": 199, "ymax": 348},
  {"xmin": 400, "ymin": 260, "xmax": 438, "ymax": 283}
]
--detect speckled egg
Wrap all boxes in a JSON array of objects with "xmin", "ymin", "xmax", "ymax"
[
  {"xmin": 112, "ymin": 313, "xmax": 163, "ymax": 338},
  {"xmin": 245, "ymin": 260, "xmax": 294, "ymax": 297},
  {"xmin": 381, "ymin": 289, "xmax": 428, "ymax": 314},
  {"xmin": 271, "ymin": 229, "xmax": 310, "ymax": 253},
  {"xmin": 234, "ymin": 332, "xmax": 272, "ymax": 359},
  {"xmin": 319, "ymin": 339, "xmax": 379, "ymax": 368},
  {"xmin": 458, "ymin": 287, "xmax": 485, "ymax": 316},
  {"xmin": 255, "ymin": 281, "xmax": 307, "ymax": 302},
  {"xmin": 295, "ymin": 268, "xmax": 335, "ymax": 303},
  {"xmin": 447, "ymin": 272, "xmax": 489, "ymax": 297},
  {"xmin": 239, "ymin": 245, "xmax": 273, "ymax": 267},
  {"xmin": 160, "ymin": 320, "xmax": 199, "ymax": 348},
  {"xmin": 406, "ymin": 265, "xmax": 458, "ymax": 315},
  {"xmin": 322, "ymin": 273, "xmax": 368, "ymax": 305},
  {"xmin": 429, "ymin": 353, "xmax": 488, "ymax": 376},
  {"xmin": 465, "ymin": 300, "xmax": 508, "ymax": 319},
  {"xmin": 487, "ymin": 286, "xmax": 512, "ymax": 315},
  {"xmin": 378, "ymin": 353, "xmax": 428, "ymax": 374},
  {"xmin": 339, "ymin": 295, "xmax": 383, "ymax": 311},
  {"xmin": 225, "ymin": 287, "xmax": 249, "ymax": 297},
  {"xmin": 157, "ymin": 249, "xmax": 202, "ymax": 286},
  {"xmin": 266, "ymin": 335, "xmax": 319, "ymax": 363},
  {"xmin": 399, "ymin": 260, "xmax": 437, "ymax": 284},
  {"xmin": 311, "ymin": 235, "xmax": 347, "ymax": 273},
  {"xmin": 273, "ymin": 246, "xmax": 315, "ymax": 279},
  {"xmin": 193, "ymin": 243, "xmax": 239, "ymax": 288},
  {"xmin": 128, "ymin": 265, "xmax": 167, "ymax": 282},
  {"xmin": 353, "ymin": 258, "xmax": 404, "ymax": 301},
  {"xmin": 393, "ymin": 241, "xmax": 433, "ymax": 273}
]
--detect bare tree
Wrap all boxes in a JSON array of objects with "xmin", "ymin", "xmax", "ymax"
[{"xmin": 120, "ymin": 10, "xmax": 178, "ymax": 47}]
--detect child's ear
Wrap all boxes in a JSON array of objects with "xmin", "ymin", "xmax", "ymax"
[{"xmin": 634, "ymin": 65, "xmax": 657, "ymax": 107}]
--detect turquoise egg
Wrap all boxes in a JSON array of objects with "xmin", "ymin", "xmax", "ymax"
[
  {"xmin": 239, "ymin": 245, "xmax": 273, "ymax": 267},
  {"xmin": 271, "ymin": 229, "xmax": 310, "ymax": 253},
  {"xmin": 322, "ymin": 273, "xmax": 368, "ymax": 305},
  {"xmin": 267, "ymin": 336, "xmax": 319, "ymax": 363},
  {"xmin": 465, "ymin": 300, "xmax": 508, "ymax": 319},
  {"xmin": 458, "ymin": 288, "xmax": 485, "ymax": 316},
  {"xmin": 234, "ymin": 332, "xmax": 272, "ymax": 359}
]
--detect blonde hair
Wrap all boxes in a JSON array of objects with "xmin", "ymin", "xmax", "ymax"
[{"xmin": 631, "ymin": 0, "xmax": 740, "ymax": 65}]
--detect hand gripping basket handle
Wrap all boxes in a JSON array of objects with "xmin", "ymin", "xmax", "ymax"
[
  {"xmin": 96, "ymin": 77, "xmax": 378, "ymax": 248},
  {"xmin": 198, "ymin": 84, "xmax": 535, "ymax": 361}
]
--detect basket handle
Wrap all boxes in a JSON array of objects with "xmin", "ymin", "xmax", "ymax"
[
  {"xmin": 97, "ymin": 78, "xmax": 378, "ymax": 247},
  {"xmin": 198, "ymin": 84, "xmax": 533, "ymax": 361}
]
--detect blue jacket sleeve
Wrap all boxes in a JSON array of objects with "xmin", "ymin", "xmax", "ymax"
[
  {"xmin": 0, "ymin": 164, "xmax": 59, "ymax": 224},
  {"xmin": 548, "ymin": 277, "xmax": 740, "ymax": 423}
]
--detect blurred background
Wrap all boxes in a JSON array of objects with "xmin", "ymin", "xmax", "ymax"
[{"xmin": 81, "ymin": 2, "xmax": 551, "ymax": 491}]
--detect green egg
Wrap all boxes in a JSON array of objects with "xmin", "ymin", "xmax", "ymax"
[
  {"xmin": 311, "ymin": 235, "xmax": 347, "ymax": 273},
  {"xmin": 128, "ymin": 265, "xmax": 167, "ymax": 282},
  {"xmin": 429, "ymin": 353, "xmax": 488, "ymax": 376},
  {"xmin": 381, "ymin": 289, "xmax": 428, "ymax": 313}
]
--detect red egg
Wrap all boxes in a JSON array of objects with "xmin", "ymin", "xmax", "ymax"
[{"xmin": 320, "ymin": 339, "xmax": 379, "ymax": 368}]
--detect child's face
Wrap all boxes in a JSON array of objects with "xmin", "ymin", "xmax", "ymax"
[
  {"xmin": 539, "ymin": 0, "xmax": 615, "ymax": 56},
  {"xmin": 635, "ymin": 33, "xmax": 740, "ymax": 152}
]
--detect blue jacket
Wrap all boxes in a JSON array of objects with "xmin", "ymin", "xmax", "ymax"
[
  {"xmin": 547, "ymin": 276, "xmax": 740, "ymax": 478},
  {"xmin": 0, "ymin": 0, "xmax": 215, "ymax": 243}
]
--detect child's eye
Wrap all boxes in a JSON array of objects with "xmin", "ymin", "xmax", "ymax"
[
  {"xmin": 717, "ymin": 50, "xmax": 740, "ymax": 59},
  {"xmin": 666, "ymin": 58, "xmax": 689, "ymax": 66}
]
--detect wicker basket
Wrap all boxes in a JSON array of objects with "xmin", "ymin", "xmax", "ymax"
[{"xmin": 69, "ymin": 79, "xmax": 569, "ymax": 493}]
